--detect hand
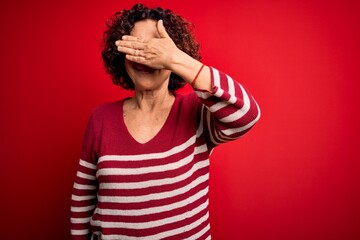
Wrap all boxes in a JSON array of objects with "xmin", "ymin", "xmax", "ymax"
[{"xmin": 115, "ymin": 20, "xmax": 179, "ymax": 70}]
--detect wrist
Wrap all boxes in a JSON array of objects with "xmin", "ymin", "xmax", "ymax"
[
  {"xmin": 168, "ymin": 49, "xmax": 187, "ymax": 71},
  {"xmin": 168, "ymin": 49, "xmax": 202, "ymax": 84}
]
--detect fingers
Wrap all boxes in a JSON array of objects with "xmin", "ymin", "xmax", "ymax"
[
  {"xmin": 115, "ymin": 36, "xmax": 146, "ymax": 60},
  {"xmin": 115, "ymin": 40, "xmax": 147, "ymax": 64},
  {"xmin": 116, "ymin": 45, "xmax": 143, "ymax": 57},
  {"xmin": 125, "ymin": 54, "xmax": 145, "ymax": 64},
  {"xmin": 157, "ymin": 20, "xmax": 170, "ymax": 38},
  {"xmin": 115, "ymin": 37, "xmax": 145, "ymax": 50},
  {"xmin": 121, "ymin": 35, "xmax": 138, "ymax": 41}
]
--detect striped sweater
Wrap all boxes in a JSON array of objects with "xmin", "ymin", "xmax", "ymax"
[{"xmin": 70, "ymin": 67, "xmax": 260, "ymax": 240}]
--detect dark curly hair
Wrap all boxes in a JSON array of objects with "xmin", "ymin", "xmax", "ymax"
[{"xmin": 101, "ymin": 3, "xmax": 201, "ymax": 91}]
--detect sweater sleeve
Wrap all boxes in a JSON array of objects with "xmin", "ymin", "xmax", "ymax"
[
  {"xmin": 70, "ymin": 114, "xmax": 98, "ymax": 240},
  {"xmin": 195, "ymin": 67, "xmax": 261, "ymax": 149}
]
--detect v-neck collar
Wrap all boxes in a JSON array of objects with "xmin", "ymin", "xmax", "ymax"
[{"xmin": 119, "ymin": 94, "xmax": 179, "ymax": 146}]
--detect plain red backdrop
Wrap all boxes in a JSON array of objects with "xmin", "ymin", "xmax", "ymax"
[{"xmin": 1, "ymin": 0, "xmax": 359, "ymax": 239}]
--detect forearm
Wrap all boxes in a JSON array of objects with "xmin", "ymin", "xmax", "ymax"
[
  {"xmin": 169, "ymin": 49, "xmax": 212, "ymax": 92},
  {"xmin": 70, "ymin": 158, "xmax": 98, "ymax": 239},
  {"xmin": 195, "ymin": 67, "xmax": 261, "ymax": 147}
]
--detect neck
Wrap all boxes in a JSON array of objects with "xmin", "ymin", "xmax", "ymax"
[{"xmin": 132, "ymin": 88, "xmax": 174, "ymax": 112}]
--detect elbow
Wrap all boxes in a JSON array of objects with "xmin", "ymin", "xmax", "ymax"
[{"xmin": 253, "ymin": 102, "xmax": 261, "ymax": 124}]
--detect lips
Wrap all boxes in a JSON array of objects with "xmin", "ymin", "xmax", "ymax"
[{"xmin": 134, "ymin": 64, "xmax": 156, "ymax": 73}]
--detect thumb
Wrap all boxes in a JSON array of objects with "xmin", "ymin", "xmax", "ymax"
[{"xmin": 157, "ymin": 20, "xmax": 170, "ymax": 38}]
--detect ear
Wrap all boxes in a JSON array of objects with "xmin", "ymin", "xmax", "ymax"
[{"xmin": 157, "ymin": 20, "xmax": 170, "ymax": 38}]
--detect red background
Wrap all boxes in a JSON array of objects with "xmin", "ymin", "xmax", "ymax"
[{"xmin": 1, "ymin": 0, "xmax": 359, "ymax": 239}]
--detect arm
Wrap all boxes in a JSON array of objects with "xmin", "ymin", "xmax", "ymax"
[
  {"xmin": 169, "ymin": 48, "xmax": 260, "ymax": 147},
  {"xmin": 195, "ymin": 67, "xmax": 260, "ymax": 148},
  {"xmin": 115, "ymin": 20, "xmax": 260, "ymax": 147},
  {"xmin": 70, "ymin": 115, "xmax": 98, "ymax": 240}
]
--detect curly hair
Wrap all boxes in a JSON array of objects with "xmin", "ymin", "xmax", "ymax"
[{"xmin": 101, "ymin": 3, "xmax": 201, "ymax": 91}]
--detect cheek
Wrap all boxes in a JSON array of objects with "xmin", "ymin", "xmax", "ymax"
[
  {"xmin": 160, "ymin": 69, "xmax": 172, "ymax": 80},
  {"xmin": 124, "ymin": 59, "xmax": 131, "ymax": 72},
  {"xmin": 124, "ymin": 59, "xmax": 134, "ymax": 80}
]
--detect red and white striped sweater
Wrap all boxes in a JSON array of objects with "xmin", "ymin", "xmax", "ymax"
[{"xmin": 70, "ymin": 67, "xmax": 260, "ymax": 240}]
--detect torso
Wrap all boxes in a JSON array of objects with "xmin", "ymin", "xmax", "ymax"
[{"xmin": 88, "ymin": 92, "xmax": 212, "ymax": 239}]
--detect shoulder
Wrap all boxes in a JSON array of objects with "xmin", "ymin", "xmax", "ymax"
[
  {"xmin": 173, "ymin": 92, "xmax": 202, "ymax": 118},
  {"xmin": 175, "ymin": 91, "xmax": 201, "ymax": 107},
  {"xmin": 89, "ymin": 98, "xmax": 126, "ymax": 122}
]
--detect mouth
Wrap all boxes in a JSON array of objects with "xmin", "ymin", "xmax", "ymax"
[{"xmin": 133, "ymin": 64, "xmax": 156, "ymax": 73}]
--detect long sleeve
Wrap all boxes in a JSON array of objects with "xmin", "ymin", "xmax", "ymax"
[
  {"xmin": 70, "ymin": 115, "xmax": 98, "ymax": 240},
  {"xmin": 195, "ymin": 67, "xmax": 261, "ymax": 149}
]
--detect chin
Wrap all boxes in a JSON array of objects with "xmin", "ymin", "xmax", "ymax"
[{"xmin": 133, "ymin": 77, "xmax": 163, "ymax": 91}]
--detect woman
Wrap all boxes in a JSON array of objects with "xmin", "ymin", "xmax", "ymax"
[{"xmin": 70, "ymin": 3, "xmax": 260, "ymax": 240}]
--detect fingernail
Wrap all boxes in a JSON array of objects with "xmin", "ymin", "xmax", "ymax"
[
  {"xmin": 115, "ymin": 40, "xmax": 119, "ymax": 45},
  {"xmin": 122, "ymin": 36, "xmax": 127, "ymax": 40}
]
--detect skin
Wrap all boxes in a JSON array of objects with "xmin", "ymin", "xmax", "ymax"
[{"xmin": 115, "ymin": 19, "xmax": 211, "ymax": 144}]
